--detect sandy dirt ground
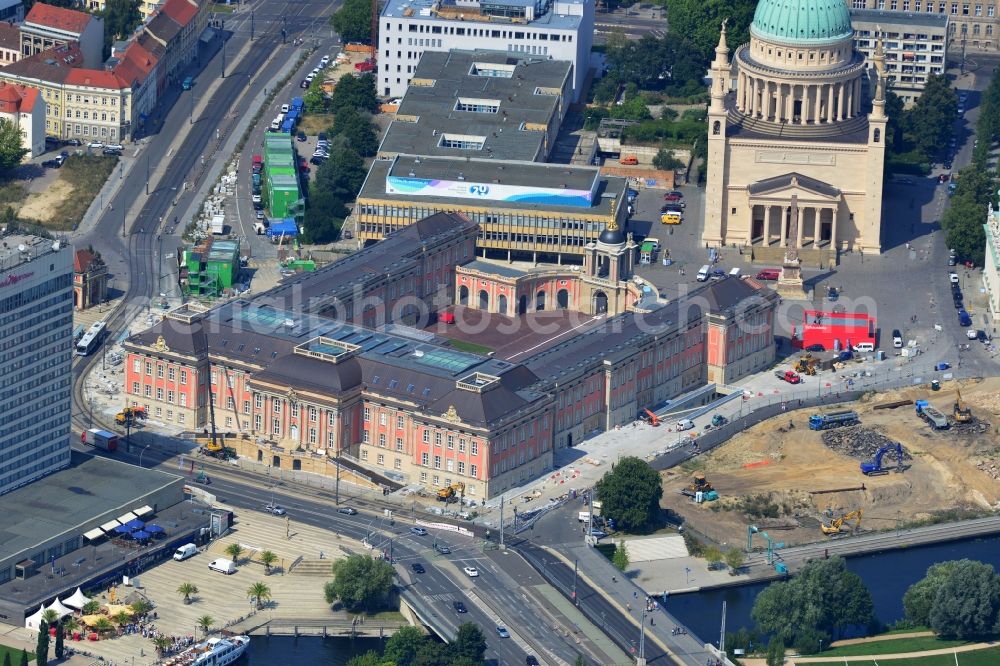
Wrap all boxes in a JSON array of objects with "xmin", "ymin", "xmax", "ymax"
[
  {"xmin": 662, "ymin": 378, "xmax": 1000, "ymax": 547},
  {"xmin": 17, "ymin": 178, "xmax": 73, "ymax": 223}
]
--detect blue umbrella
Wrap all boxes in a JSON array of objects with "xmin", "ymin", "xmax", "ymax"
[
  {"xmin": 132, "ymin": 531, "xmax": 151, "ymax": 540},
  {"xmin": 113, "ymin": 525, "xmax": 131, "ymax": 535},
  {"xmin": 145, "ymin": 525, "xmax": 164, "ymax": 534},
  {"xmin": 125, "ymin": 519, "xmax": 145, "ymax": 531}
]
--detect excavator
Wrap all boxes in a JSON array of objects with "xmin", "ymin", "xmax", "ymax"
[
  {"xmin": 437, "ymin": 482, "xmax": 465, "ymax": 503},
  {"xmin": 681, "ymin": 472, "xmax": 717, "ymax": 500},
  {"xmin": 115, "ymin": 406, "xmax": 147, "ymax": 426},
  {"xmin": 953, "ymin": 389, "xmax": 972, "ymax": 423},
  {"xmin": 821, "ymin": 509, "xmax": 864, "ymax": 535},
  {"xmin": 643, "ymin": 409, "xmax": 660, "ymax": 426},
  {"xmin": 794, "ymin": 354, "xmax": 818, "ymax": 376}
]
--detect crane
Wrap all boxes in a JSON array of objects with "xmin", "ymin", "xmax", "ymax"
[{"xmin": 821, "ymin": 509, "xmax": 864, "ymax": 535}]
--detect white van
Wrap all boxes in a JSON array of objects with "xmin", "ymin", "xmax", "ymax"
[
  {"xmin": 675, "ymin": 419, "xmax": 694, "ymax": 431},
  {"xmin": 173, "ymin": 543, "xmax": 198, "ymax": 561},
  {"xmin": 696, "ymin": 265, "xmax": 710, "ymax": 282},
  {"xmin": 208, "ymin": 558, "xmax": 236, "ymax": 575},
  {"xmin": 729, "ymin": 267, "xmax": 741, "ymax": 277},
  {"xmin": 578, "ymin": 511, "xmax": 591, "ymax": 522},
  {"xmin": 853, "ymin": 342, "xmax": 875, "ymax": 353}
]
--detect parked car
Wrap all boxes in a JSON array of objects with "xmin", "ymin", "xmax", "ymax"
[
  {"xmin": 280, "ymin": 103, "xmax": 290, "ymax": 113},
  {"xmin": 41, "ymin": 158, "xmax": 60, "ymax": 168},
  {"xmin": 410, "ymin": 527, "xmax": 428, "ymax": 536},
  {"xmin": 410, "ymin": 563, "xmax": 425, "ymax": 574},
  {"xmin": 949, "ymin": 271, "xmax": 960, "ymax": 284},
  {"xmin": 88, "ymin": 141, "xmax": 104, "ymax": 149},
  {"xmin": 103, "ymin": 147, "xmax": 122, "ymax": 156},
  {"xmin": 263, "ymin": 504, "xmax": 286, "ymax": 515},
  {"xmin": 805, "ymin": 343, "xmax": 825, "ymax": 352},
  {"xmin": 105, "ymin": 143, "xmax": 123, "ymax": 151},
  {"xmin": 453, "ymin": 601, "xmax": 468, "ymax": 613},
  {"xmin": 300, "ymin": 79, "xmax": 309, "ymax": 88},
  {"xmin": 525, "ymin": 657, "xmax": 540, "ymax": 666},
  {"xmin": 826, "ymin": 286, "xmax": 839, "ymax": 301},
  {"xmin": 255, "ymin": 210, "xmax": 265, "ymax": 220},
  {"xmin": 318, "ymin": 132, "xmax": 328, "ymax": 141},
  {"xmin": 892, "ymin": 329, "xmax": 903, "ymax": 348},
  {"xmin": 253, "ymin": 201, "xmax": 264, "ymax": 210},
  {"xmin": 296, "ymin": 131, "xmax": 306, "ymax": 142},
  {"xmin": 320, "ymin": 55, "xmax": 331, "ymax": 66},
  {"xmin": 663, "ymin": 192, "xmax": 682, "ymax": 202},
  {"xmin": 65, "ymin": 138, "xmax": 82, "ymax": 146},
  {"xmin": 337, "ymin": 507, "xmax": 358, "ymax": 515},
  {"xmin": 755, "ymin": 268, "xmax": 780, "ymax": 280},
  {"xmin": 309, "ymin": 156, "xmax": 325, "ymax": 165}
]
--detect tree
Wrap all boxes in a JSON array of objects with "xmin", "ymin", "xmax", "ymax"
[
  {"xmin": 40, "ymin": 610, "xmax": 59, "ymax": 627},
  {"xmin": 330, "ymin": 0, "xmax": 373, "ymax": 44},
  {"xmin": 247, "ymin": 582, "xmax": 272, "ymax": 610},
  {"xmin": 330, "ymin": 73, "xmax": 379, "ymax": 115},
  {"xmin": 196, "ymin": 615, "xmax": 214, "ymax": 637},
  {"xmin": 36, "ymin": 620, "xmax": 48, "ymax": 666},
  {"xmin": 752, "ymin": 557, "xmax": 873, "ymax": 650},
  {"xmin": 904, "ymin": 561, "xmax": 961, "ymax": 627},
  {"xmin": 81, "ymin": 600, "xmax": 101, "ymax": 615},
  {"xmin": 331, "ymin": 107, "xmax": 379, "ymax": 157},
  {"xmin": 450, "ymin": 623, "xmax": 487, "ymax": 663},
  {"xmin": 765, "ymin": 636, "xmax": 785, "ymax": 666},
  {"xmin": 653, "ymin": 148, "xmax": 684, "ymax": 172},
  {"xmin": 346, "ymin": 652, "xmax": 395, "ymax": 666},
  {"xmin": 225, "ymin": 542, "xmax": 244, "ymax": 565},
  {"xmin": 574, "ymin": 655, "xmax": 587, "ymax": 666},
  {"xmin": 303, "ymin": 76, "xmax": 328, "ymax": 115},
  {"xmin": 151, "ymin": 635, "xmax": 172, "ymax": 656},
  {"xmin": 54, "ymin": 620, "xmax": 64, "ymax": 660},
  {"xmin": 113, "ymin": 611, "xmax": 132, "ymax": 627},
  {"xmin": 177, "ymin": 582, "xmax": 199, "ymax": 604},
  {"xmin": 102, "ymin": 0, "xmax": 142, "ymax": 59},
  {"xmin": 594, "ymin": 456, "xmax": 663, "ymax": 532},
  {"xmin": 326, "ymin": 554, "xmax": 395, "ymax": 611},
  {"xmin": 18, "ymin": 649, "xmax": 27, "ymax": 666},
  {"xmin": 0, "ymin": 118, "xmax": 28, "ymax": 178},
  {"xmin": 928, "ymin": 559, "xmax": 1000, "ymax": 639},
  {"xmin": 92, "ymin": 617, "xmax": 115, "ymax": 635},
  {"xmin": 260, "ymin": 550, "xmax": 279, "ymax": 574},
  {"xmin": 383, "ymin": 625, "xmax": 426, "ymax": 666},
  {"xmin": 703, "ymin": 545, "xmax": 723, "ymax": 569},
  {"xmin": 612, "ymin": 540, "xmax": 630, "ymax": 571},
  {"xmin": 131, "ymin": 599, "xmax": 154, "ymax": 616},
  {"xmin": 60, "ymin": 616, "xmax": 78, "ymax": 637},
  {"xmin": 2, "ymin": 651, "xmax": 11, "ymax": 666},
  {"xmin": 725, "ymin": 548, "xmax": 745, "ymax": 572}
]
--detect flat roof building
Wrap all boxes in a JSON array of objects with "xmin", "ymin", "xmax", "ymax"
[
  {"xmin": 378, "ymin": 0, "xmax": 593, "ymax": 101},
  {"xmin": 378, "ymin": 50, "xmax": 572, "ymax": 162},
  {"xmin": 0, "ymin": 235, "xmax": 73, "ymax": 495},
  {"xmin": 354, "ymin": 154, "xmax": 628, "ymax": 263},
  {"xmin": 850, "ymin": 9, "xmax": 948, "ymax": 106}
]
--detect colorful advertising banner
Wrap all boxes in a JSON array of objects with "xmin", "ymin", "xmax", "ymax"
[{"xmin": 386, "ymin": 176, "xmax": 593, "ymax": 208}]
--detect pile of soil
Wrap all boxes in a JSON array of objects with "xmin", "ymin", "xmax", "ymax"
[
  {"xmin": 951, "ymin": 417, "xmax": 992, "ymax": 435},
  {"xmin": 821, "ymin": 425, "xmax": 912, "ymax": 462}
]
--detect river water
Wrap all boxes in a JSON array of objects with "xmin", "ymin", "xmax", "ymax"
[
  {"xmin": 667, "ymin": 535, "xmax": 1000, "ymax": 642},
  {"xmin": 237, "ymin": 536, "xmax": 1000, "ymax": 661}
]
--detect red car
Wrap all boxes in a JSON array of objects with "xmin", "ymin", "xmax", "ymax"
[
  {"xmin": 300, "ymin": 159, "xmax": 310, "ymax": 173},
  {"xmin": 663, "ymin": 191, "xmax": 683, "ymax": 201},
  {"xmin": 755, "ymin": 268, "xmax": 780, "ymax": 280},
  {"xmin": 938, "ymin": 173, "xmax": 950, "ymax": 183}
]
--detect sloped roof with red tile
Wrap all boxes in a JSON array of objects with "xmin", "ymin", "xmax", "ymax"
[
  {"xmin": 2, "ymin": 43, "xmax": 84, "ymax": 85},
  {"xmin": 65, "ymin": 68, "xmax": 127, "ymax": 90},
  {"xmin": 124, "ymin": 41, "xmax": 157, "ymax": 75},
  {"xmin": 18, "ymin": 86, "xmax": 39, "ymax": 113},
  {"xmin": 135, "ymin": 32, "xmax": 166, "ymax": 61},
  {"xmin": 73, "ymin": 249, "xmax": 95, "ymax": 273},
  {"xmin": 24, "ymin": 3, "xmax": 93, "ymax": 35},
  {"xmin": 0, "ymin": 22, "xmax": 19, "ymax": 51},
  {"xmin": 160, "ymin": 0, "xmax": 198, "ymax": 27}
]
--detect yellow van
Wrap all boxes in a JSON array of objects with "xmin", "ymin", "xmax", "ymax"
[{"xmin": 660, "ymin": 212, "xmax": 682, "ymax": 225}]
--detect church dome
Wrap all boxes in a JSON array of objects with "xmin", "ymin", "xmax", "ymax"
[
  {"xmin": 598, "ymin": 227, "xmax": 625, "ymax": 245},
  {"xmin": 750, "ymin": 0, "xmax": 853, "ymax": 45}
]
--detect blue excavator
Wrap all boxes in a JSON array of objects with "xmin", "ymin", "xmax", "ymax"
[{"xmin": 860, "ymin": 442, "xmax": 904, "ymax": 476}]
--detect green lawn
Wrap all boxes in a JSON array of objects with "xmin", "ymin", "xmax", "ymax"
[
  {"xmin": 816, "ymin": 636, "xmax": 968, "ymax": 657},
  {"xmin": 447, "ymin": 339, "xmax": 495, "ymax": 356},
  {"xmin": 209, "ymin": 2, "xmax": 236, "ymax": 12},
  {"xmin": 48, "ymin": 154, "xmax": 118, "ymax": 230},
  {"xmin": 0, "ymin": 644, "xmax": 33, "ymax": 662},
  {"xmin": 797, "ymin": 645, "xmax": 1000, "ymax": 666}
]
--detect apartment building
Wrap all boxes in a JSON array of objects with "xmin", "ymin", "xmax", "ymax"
[
  {"xmin": 0, "ymin": 82, "xmax": 44, "ymax": 157},
  {"xmin": 851, "ymin": 8, "xmax": 949, "ymax": 105},
  {"xmin": 21, "ymin": 3, "xmax": 103, "ymax": 69},
  {"xmin": 849, "ymin": 0, "xmax": 992, "ymax": 53},
  {"xmin": 0, "ymin": 22, "xmax": 19, "ymax": 66},
  {"xmin": 63, "ymin": 69, "xmax": 131, "ymax": 143},
  {"xmin": 379, "ymin": 0, "xmax": 593, "ymax": 101}
]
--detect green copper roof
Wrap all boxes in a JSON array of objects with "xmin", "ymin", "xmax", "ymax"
[{"xmin": 751, "ymin": 0, "xmax": 854, "ymax": 44}]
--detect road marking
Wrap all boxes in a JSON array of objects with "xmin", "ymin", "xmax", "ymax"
[{"xmin": 507, "ymin": 315, "xmax": 606, "ymax": 360}]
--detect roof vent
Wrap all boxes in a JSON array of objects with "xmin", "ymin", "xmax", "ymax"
[
  {"xmin": 413, "ymin": 349, "xmax": 425, "ymax": 357},
  {"xmin": 283, "ymin": 318, "xmax": 295, "ymax": 327}
]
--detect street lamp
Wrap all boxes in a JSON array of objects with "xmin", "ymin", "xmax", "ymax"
[{"xmin": 138, "ymin": 443, "xmax": 151, "ymax": 468}]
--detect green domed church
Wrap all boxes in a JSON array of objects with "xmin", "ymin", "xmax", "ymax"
[{"xmin": 702, "ymin": 0, "xmax": 889, "ymax": 259}]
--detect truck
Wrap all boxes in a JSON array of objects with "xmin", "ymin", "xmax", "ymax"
[
  {"xmin": 808, "ymin": 410, "xmax": 860, "ymax": 431},
  {"xmin": 210, "ymin": 214, "xmax": 225, "ymax": 235},
  {"xmin": 251, "ymin": 154, "xmax": 263, "ymax": 173},
  {"xmin": 774, "ymin": 369, "xmax": 802, "ymax": 384},
  {"xmin": 280, "ymin": 119, "xmax": 294, "ymax": 134},
  {"xmin": 915, "ymin": 400, "xmax": 949, "ymax": 429},
  {"xmin": 81, "ymin": 428, "xmax": 118, "ymax": 451},
  {"xmin": 291, "ymin": 97, "xmax": 304, "ymax": 112}
]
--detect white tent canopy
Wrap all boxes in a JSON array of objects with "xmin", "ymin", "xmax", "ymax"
[
  {"xmin": 46, "ymin": 598, "xmax": 73, "ymax": 617},
  {"xmin": 25, "ymin": 605, "xmax": 45, "ymax": 631},
  {"xmin": 63, "ymin": 588, "xmax": 89, "ymax": 610}
]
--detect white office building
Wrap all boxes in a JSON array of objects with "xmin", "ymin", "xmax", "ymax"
[
  {"xmin": 379, "ymin": 0, "xmax": 594, "ymax": 101},
  {"xmin": 0, "ymin": 235, "xmax": 73, "ymax": 495}
]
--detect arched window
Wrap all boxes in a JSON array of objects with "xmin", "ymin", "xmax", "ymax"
[{"xmin": 712, "ymin": 120, "xmax": 721, "ymax": 135}]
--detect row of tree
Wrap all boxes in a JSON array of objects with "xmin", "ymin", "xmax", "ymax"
[
  {"xmin": 884, "ymin": 74, "xmax": 959, "ymax": 174},
  {"xmin": 348, "ymin": 624, "xmax": 488, "ymax": 666},
  {"xmin": 903, "ymin": 559, "xmax": 1000, "ymax": 638}
]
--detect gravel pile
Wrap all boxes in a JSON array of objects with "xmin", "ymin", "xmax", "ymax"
[
  {"xmin": 976, "ymin": 458, "xmax": 1000, "ymax": 481},
  {"xmin": 951, "ymin": 417, "xmax": 992, "ymax": 436},
  {"xmin": 821, "ymin": 426, "xmax": 912, "ymax": 462}
]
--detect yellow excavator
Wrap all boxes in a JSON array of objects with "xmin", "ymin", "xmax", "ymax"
[
  {"xmin": 794, "ymin": 354, "xmax": 818, "ymax": 376},
  {"xmin": 953, "ymin": 389, "xmax": 972, "ymax": 423},
  {"xmin": 821, "ymin": 509, "xmax": 864, "ymax": 535},
  {"xmin": 437, "ymin": 482, "xmax": 465, "ymax": 503},
  {"xmin": 115, "ymin": 406, "xmax": 147, "ymax": 425}
]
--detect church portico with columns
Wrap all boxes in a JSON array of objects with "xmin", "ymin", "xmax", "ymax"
[{"xmin": 703, "ymin": 0, "xmax": 888, "ymax": 258}]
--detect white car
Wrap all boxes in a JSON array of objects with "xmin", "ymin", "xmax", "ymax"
[
  {"xmin": 463, "ymin": 566, "xmax": 479, "ymax": 577},
  {"xmin": 320, "ymin": 55, "xmax": 331, "ymax": 66},
  {"xmin": 252, "ymin": 194, "xmax": 262, "ymax": 204},
  {"xmin": 105, "ymin": 143, "xmax": 124, "ymax": 151},
  {"xmin": 280, "ymin": 103, "xmax": 290, "ymax": 114},
  {"xmin": 949, "ymin": 271, "xmax": 960, "ymax": 284},
  {"xmin": 88, "ymin": 141, "xmax": 104, "ymax": 149}
]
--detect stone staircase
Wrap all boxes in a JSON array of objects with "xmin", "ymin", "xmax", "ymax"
[
  {"xmin": 290, "ymin": 558, "xmax": 334, "ymax": 576},
  {"xmin": 749, "ymin": 245, "xmax": 837, "ymax": 268}
]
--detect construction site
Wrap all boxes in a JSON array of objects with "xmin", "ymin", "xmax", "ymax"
[{"xmin": 662, "ymin": 378, "xmax": 1000, "ymax": 549}]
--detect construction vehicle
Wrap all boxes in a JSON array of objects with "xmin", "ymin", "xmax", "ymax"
[
  {"xmin": 710, "ymin": 414, "xmax": 728, "ymax": 428},
  {"xmin": 808, "ymin": 410, "xmax": 860, "ymax": 430},
  {"xmin": 915, "ymin": 400, "xmax": 949, "ymax": 429},
  {"xmin": 199, "ymin": 439, "xmax": 237, "ymax": 460},
  {"xmin": 642, "ymin": 408, "xmax": 660, "ymax": 426},
  {"xmin": 794, "ymin": 354, "xmax": 818, "ymax": 375},
  {"xmin": 860, "ymin": 442, "xmax": 904, "ymax": 476},
  {"xmin": 681, "ymin": 472, "xmax": 717, "ymax": 501},
  {"xmin": 436, "ymin": 482, "xmax": 465, "ymax": 503},
  {"xmin": 820, "ymin": 509, "xmax": 864, "ymax": 535},
  {"xmin": 774, "ymin": 369, "xmax": 802, "ymax": 384},
  {"xmin": 953, "ymin": 390, "xmax": 972, "ymax": 423},
  {"xmin": 115, "ymin": 406, "xmax": 147, "ymax": 426}
]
